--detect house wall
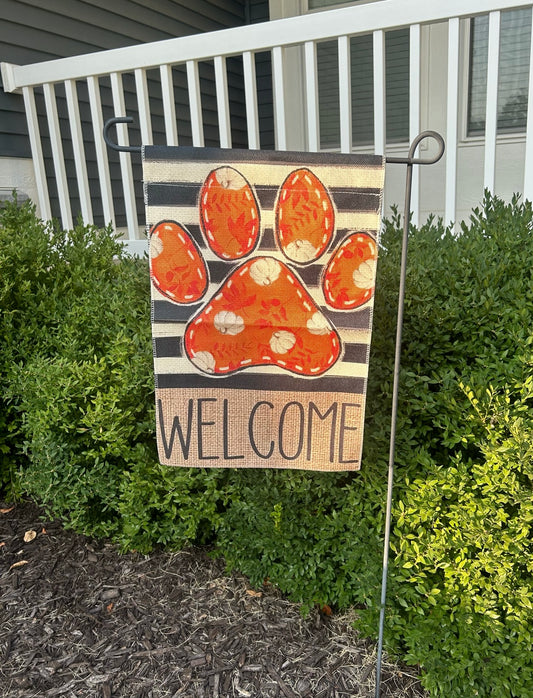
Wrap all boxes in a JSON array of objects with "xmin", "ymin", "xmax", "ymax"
[
  {"xmin": 268, "ymin": 0, "xmax": 529, "ymax": 224},
  {"xmin": 0, "ymin": 0, "xmax": 269, "ymax": 221}
]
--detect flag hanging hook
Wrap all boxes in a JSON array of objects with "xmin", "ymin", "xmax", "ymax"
[
  {"xmin": 102, "ymin": 116, "xmax": 444, "ymax": 166},
  {"xmin": 103, "ymin": 116, "xmax": 142, "ymax": 153}
]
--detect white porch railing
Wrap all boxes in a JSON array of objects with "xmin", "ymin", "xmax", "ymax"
[{"xmin": 2, "ymin": 0, "xmax": 533, "ymax": 251}]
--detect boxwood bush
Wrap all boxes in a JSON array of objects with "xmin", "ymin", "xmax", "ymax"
[
  {"xmin": 1, "ymin": 193, "xmax": 532, "ymax": 697},
  {"xmin": 0, "ymin": 199, "xmax": 153, "ymax": 520}
]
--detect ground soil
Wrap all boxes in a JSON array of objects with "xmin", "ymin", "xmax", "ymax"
[{"xmin": 1, "ymin": 500, "xmax": 427, "ymax": 698}]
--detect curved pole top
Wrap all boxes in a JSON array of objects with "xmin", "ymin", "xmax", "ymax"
[
  {"xmin": 386, "ymin": 130, "xmax": 445, "ymax": 166},
  {"xmin": 103, "ymin": 116, "xmax": 141, "ymax": 154}
]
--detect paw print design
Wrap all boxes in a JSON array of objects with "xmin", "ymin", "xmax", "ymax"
[{"xmin": 149, "ymin": 165, "xmax": 378, "ymax": 378}]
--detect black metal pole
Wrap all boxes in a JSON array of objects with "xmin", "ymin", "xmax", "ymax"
[{"xmin": 375, "ymin": 132, "xmax": 445, "ymax": 698}]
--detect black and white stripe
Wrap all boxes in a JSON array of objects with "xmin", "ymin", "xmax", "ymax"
[{"xmin": 143, "ymin": 146, "xmax": 384, "ymax": 395}]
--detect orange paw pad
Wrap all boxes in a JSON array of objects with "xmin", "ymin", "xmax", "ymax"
[
  {"xmin": 150, "ymin": 221, "xmax": 208, "ymax": 304},
  {"xmin": 276, "ymin": 168, "xmax": 334, "ymax": 264},
  {"xmin": 185, "ymin": 257, "xmax": 341, "ymax": 376},
  {"xmin": 323, "ymin": 232, "xmax": 378, "ymax": 310},
  {"xmin": 199, "ymin": 166, "xmax": 260, "ymax": 260}
]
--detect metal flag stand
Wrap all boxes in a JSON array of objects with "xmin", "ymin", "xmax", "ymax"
[
  {"xmin": 374, "ymin": 131, "xmax": 445, "ymax": 697},
  {"xmin": 103, "ymin": 119, "xmax": 445, "ymax": 698}
]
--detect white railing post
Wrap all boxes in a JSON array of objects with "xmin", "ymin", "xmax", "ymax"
[
  {"xmin": 304, "ymin": 41, "xmax": 320, "ymax": 152},
  {"xmin": 186, "ymin": 60, "xmax": 205, "ymax": 147},
  {"xmin": 134, "ymin": 68, "xmax": 153, "ymax": 145},
  {"xmin": 409, "ymin": 24, "xmax": 421, "ymax": 226},
  {"xmin": 214, "ymin": 55, "xmax": 232, "ymax": 148},
  {"xmin": 484, "ymin": 11, "xmax": 501, "ymax": 193},
  {"xmin": 64, "ymin": 79, "xmax": 93, "ymax": 225},
  {"xmin": 373, "ymin": 30, "xmax": 386, "ymax": 156},
  {"xmin": 110, "ymin": 72, "xmax": 138, "ymax": 239},
  {"xmin": 524, "ymin": 10, "xmax": 533, "ymax": 200},
  {"xmin": 21, "ymin": 86, "xmax": 51, "ymax": 221},
  {"xmin": 160, "ymin": 64, "xmax": 179, "ymax": 146},
  {"xmin": 243, "ymin": 51, "xmax": 260, "ymax": 150},
  {"xmin": 338, "ymin": 35, "xmax": 353, "ymax": 154},
  {"xmin": 445, "ymin": 17, "xmax": 460, "ymax": 227},
  {"xmin": 272, "ymin": 46, "xmax": 288, "ymax": 151},
  {"xmin": 43, "ymin": 82, "xmax": 73, "ymax": 230},
  {"xmin": 87, "ymin": 76, "xmax": 115, "ymax": 228}
]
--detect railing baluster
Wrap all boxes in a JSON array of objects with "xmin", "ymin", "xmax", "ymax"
[
  {"xmin": 214, "ymin": 55, "xmax": 232, "ymax": 148},
  {"xmin": 43, "ymin": 82, "xmax": 72, "ymax": 230},
  {"xmin": 22, "ymin": 86, "xmax": 51, "ymax": 221},
  {"xmin": 373, "ymin": 30, "xmax": 386, "ymax": 156},
  {"xmin": 409, "ymin": 24, "xmax": 421, "ymax": 226},
  {"xmin": 304, "ymin": 41, "xmax": 320, "ymax": 152},
  {"xmin": 484, "ymin": 11, "xmax": 501, "ymax": 192},
  {"xmin": 338, "ymin": 35, "xmax": 352, "ymax": 154},
  {"xmin": 160, "ymin": 64, "xmax": 179, "ymax": 146},
  {"xmin": 272, "ymin": 46, "xmax": 287, "ymax": 151},
  {"xmin": 445, "ymin": 17, "xmax": 460, "ymax": 227},
  {"xmin": 187, "ymin": 60, "xmax": 205, "ymax": 147},
  {"xmin": 134, "ymin": 68, "xmax": 153, "ymax": 145},
  {"xmin": 243, "ymin": 51, "xmax": 260, "ymax": 150},
  {"xmin": 87, "ymin": 76, "xmax": 115, "ymax": 227},
  {"xmin": 110, "ymin": 72, "xmax": 138, "ymax": 239},
  {"xmin": 64, "ymin": 79, "xmax": 93, "ymax": 224},
  {"xmin": 8, "ymin": 1, "xmax": 526, "ymax": 232},
  {"xmin": 524, "ymin": 10, "xmax": 533, "ymax": 201}
]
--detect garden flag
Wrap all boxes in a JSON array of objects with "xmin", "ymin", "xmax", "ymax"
[{"xmin": 143, "ymin": 146, "xmax": 384, "ymax": 471}]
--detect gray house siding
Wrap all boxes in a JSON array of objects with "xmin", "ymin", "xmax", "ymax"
[{"xmin": 1, "ymin": 0, "xmax": 271, "ymax": 224}]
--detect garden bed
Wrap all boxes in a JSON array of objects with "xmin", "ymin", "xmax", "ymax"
[{"xmin": 1, "ymin": 501, "xmax": 426, "ymax": 697}]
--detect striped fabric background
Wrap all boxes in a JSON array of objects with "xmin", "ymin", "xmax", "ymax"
[{"xmin": 143, "ymin": 146, "xmax": 384, "ymax": 470}]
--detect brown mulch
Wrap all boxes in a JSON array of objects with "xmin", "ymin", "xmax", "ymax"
[{"xmin": 1, "ymin": 500, "xmax": 427, "ymax": 698}]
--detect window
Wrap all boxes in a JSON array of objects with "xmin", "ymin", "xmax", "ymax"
[{"xmin": 468, "ymin": 8, "xmax": 532, "ymax": 136}]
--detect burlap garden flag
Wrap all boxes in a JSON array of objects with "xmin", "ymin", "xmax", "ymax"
[{"xmin": 143, "ymin": 146, "xmax": 384, "ymax": 471}]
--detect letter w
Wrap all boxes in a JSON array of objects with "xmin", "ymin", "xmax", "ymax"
[{"xmin": 157, "ymin": 399, "xmax": 194, "ymax": 460}]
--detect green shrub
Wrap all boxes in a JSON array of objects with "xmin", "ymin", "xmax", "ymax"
[
  {"xmin": 0, "ymin": 199, "xmax": 152, "ymax": 498},
  {"xmin": 214, "ymin": 193, "xmax": 533, "ymax": 697},
  {"xmin": 117, "ymin": 463, "xmax": 232, "ymax": 553},
  {"xmin": 1, "ymin": 199, "xmax": 229, "ymax": 549},
  {"xmin": 2, "ymin": 193, "xmax": 532, "ymax": 696},
  {"xmin": 0, "ymin": 198, "xmax": 56, "ymax": 492},
  {"xmin": 375, "ymin": 195, "xmax": 533, "ymax": 697},
  {"xmin": 13, "ymin": 342, "xmax": 154, "ymax": 536}
]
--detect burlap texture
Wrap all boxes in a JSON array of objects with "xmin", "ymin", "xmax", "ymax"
[{"xmin": 143, "ymin": 146, "xmax": 384, "ymax": 471}]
